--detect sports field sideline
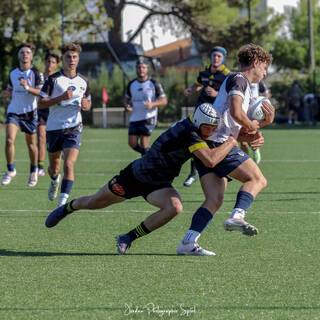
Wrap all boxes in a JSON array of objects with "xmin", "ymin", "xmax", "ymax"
[{"xmin": 0, "ymin": 126, "xmax": 320, "ymax": 319}]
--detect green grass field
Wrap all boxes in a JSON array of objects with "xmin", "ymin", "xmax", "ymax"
[{"xmin": 0, "ymin": 126, "xmax": 320, "ymax": 320}]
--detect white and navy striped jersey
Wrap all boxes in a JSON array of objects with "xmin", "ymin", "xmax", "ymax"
[
  {"xmin": 39, "ymin": 71, "xmax": 91, "ymax": 131},
  {"xmin": 7, "ymin": 67, "xmax": 44, "ymax": 114},
  {"xmin": 210, "ymin": 72, "xmax": 251, "ymax": 143},
  {"xmin": 125, "ymin": 77, "xmax": 166, "ymax": 122}
]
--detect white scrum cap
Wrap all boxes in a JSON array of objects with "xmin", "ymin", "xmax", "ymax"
[{"xmin": 193, "ymin": 103, "xmax": 221, "ymax": 128}]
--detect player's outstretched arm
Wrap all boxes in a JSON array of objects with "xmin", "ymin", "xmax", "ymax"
[{"xmin": 193, "ymin": 136, "xmax": 238, "ymax": 168}]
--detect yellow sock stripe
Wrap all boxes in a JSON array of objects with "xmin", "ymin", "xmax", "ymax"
[
  {"xmin": 136, "ymin": 225, "xmax": 147, "ymax": 237},
  {"xmin": 189, "ymin": 142, "xmax": 208, "ymax": 153},
  {"xmin": 66, "ymin": 202, "xmax": 72, "ymax": 212}
]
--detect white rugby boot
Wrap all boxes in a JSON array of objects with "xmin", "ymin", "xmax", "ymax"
[
  {"xmin": 223, "ymin": 218, "xmax": 258, "ymax": 236},
  {"xmin": 27, "ymin": 170, "xmax": 38, "ymax": 187},
  {"xmin": 48, "ymin": 174, "xmax": 61, "ymax": 200},
  {"xmin": 1, "ymin": 169, "xmax": 17, "ymax": 185},
  {"xmin": 177, "ymin": 241, "xmax": 216, "ymax": 256},
  {"xmin": 183, "ymin": 174, "xmax": 197, "ymax": 187}
]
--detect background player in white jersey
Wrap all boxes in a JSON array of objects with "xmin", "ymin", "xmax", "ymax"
[
  {"xmin": 240, "ymin": 80, "xmax": 270, "ymax": 164},
  {"xmin": 37, "ymin": 52, "xmax": 60, "ymax": 176},
  {"xmin": 38, "ymin": 43, "xmax": 91, "ymax": 207},
  {"xmin": 45, "ymin": 104, "xmax": 240, "ymax": 255},
  {"xmin": 124, "ymin": 57, "xmax": 167, "ymax": 156},
  {"xmin": 1, "ymin": 43, "xmax": 44, "ymax": 187},
  {"xmin": 178, "ymin": 44, "xmax": 275, "ymax": 255}
]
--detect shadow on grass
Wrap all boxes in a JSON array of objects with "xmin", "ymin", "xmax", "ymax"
[{"xmin": 0, "ymin": 249, "xmax": 179, "ymax": 257}]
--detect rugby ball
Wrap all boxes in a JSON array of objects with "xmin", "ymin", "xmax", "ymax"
[{"xmin": 247, "ymin": 96, "xmax": 269, "ymax": 122}]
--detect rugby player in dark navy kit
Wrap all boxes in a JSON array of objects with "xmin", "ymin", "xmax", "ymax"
[
  {"xmin": 45, "ymin": 103, "xmax": 242, "ymax": 255},
  {"xmin": 183, "ymin": 46, "xmax": 231, "ymax": 187}
]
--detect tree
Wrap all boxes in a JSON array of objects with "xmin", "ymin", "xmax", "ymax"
[
  {"xmin": 271, "ymin": 0, "xmax": 320, "ymax": 71},
  {"xmin": 103, "ymin": 0, "xmax": 282, "ymax": 60},
  {"xmin": 0, "ymin": 0, "xmax": 107, "ymax": 89}
]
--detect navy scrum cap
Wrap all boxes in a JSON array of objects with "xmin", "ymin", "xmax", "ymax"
[
  {"xmin": 211, "ymin": 46, "xmax": 227, "ymax": 57},
  {"xmin": 210, "ymin": 46, "xmax": 227, "ymax": 64}
]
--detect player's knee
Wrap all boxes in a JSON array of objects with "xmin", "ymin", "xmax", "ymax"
[
  {"xmin": 27, "ymin": 142, "xmax": 37, "ymax": 151},
  {"xmin": 260, "ymin": 176, "xmax": 267, "ymax": 189},
  {"xmin": 6, "ymin": 137, "xmax": 15, "ymax": 146},
  {"xmin": 168, "ymin": 199, "xmax": 183, "ymax": 216},
  {"xmin": 254, "ymin": 175, "xmax": 267, "ymax": 191},
  {"xmin": 63, "ymin": 160, "xmax": 75, "ymax": 172}
]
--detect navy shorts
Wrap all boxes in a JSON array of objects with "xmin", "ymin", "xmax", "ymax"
[
  {"xmin": 46, "ymin": 125, "xmax": 82, "ymax": 153},
  {"xmin": 38, "ymin": 108, "xmax": 49, "ymax": 126},
  {"xmin": 288, "ymin": 102, "xmax": 300, "ymax": 112},
  {"xmin": 194, "ymin": 144, "xmax": 250, "ymax": 179},
  {"xmin": 108, "ymin": 164, "xmax": 172, "ymax": 199},
  {"xmin": 128, "ymin": 117, "xmax": 156, "ymax": 136},
  {"xmin": 6, "ymin": 111, "xmax": 38, "ymax": 134}
]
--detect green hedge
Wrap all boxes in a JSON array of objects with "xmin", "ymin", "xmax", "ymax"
[{"xmin": 1, "ymin": 66, "xmax": 318, "ymax": 125}]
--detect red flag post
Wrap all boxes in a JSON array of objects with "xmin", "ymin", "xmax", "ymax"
[{"xmin": 102, "ymin": 87, "xmax": 108, "ymax": 128}]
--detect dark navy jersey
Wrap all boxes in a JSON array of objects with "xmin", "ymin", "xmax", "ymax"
[
  {"xmin": 131, "ymin": 117, "xmax": 209, "ymax": 185},
  {"xmin": 195, "ymin": 64, "xmax": 231, "ymax": 105}
]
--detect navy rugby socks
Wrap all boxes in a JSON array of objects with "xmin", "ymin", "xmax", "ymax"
[
  {"xmin": 234, "ymin": 191, "xmax": 254, "ymax": 211},
  {"xmin": 183, "ymin": 207, "xmax": 213, "ymax": 243},
  {"xmin": 127, "ymin": 222, "xmax": 151, "ymax": 241},
  {"xmin": 61, "ymin": 179, "xmax": 73, "ymax": 194},
  {"xmin": 7, "ymin": 164, "xmax": 15, "ymax": 172}
]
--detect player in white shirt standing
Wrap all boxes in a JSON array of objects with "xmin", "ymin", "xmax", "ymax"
[
  {"xmin": 2, "ymin": 43, "xmax": 44, "ymax": 187},
  {"xmin": 38, "ymin": 43, "xmax": 91, "ymax": 207},
  {"xmin": 124, "ymin": 57, "xmax": 167, "ymax": 156}
]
